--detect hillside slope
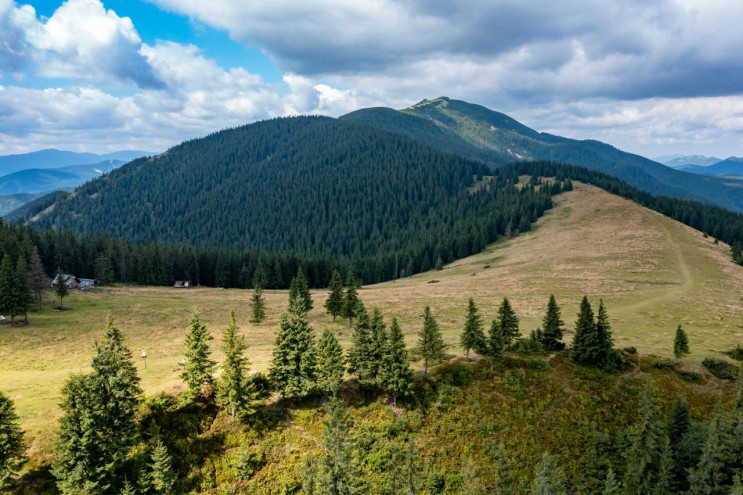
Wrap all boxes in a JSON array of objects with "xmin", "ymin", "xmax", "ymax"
[{"xmin": 341, "ymin": 97, "xmax": 743, "ymax": 211}]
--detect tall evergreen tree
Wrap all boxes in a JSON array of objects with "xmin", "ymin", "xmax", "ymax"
[
  {"xmin": 317, "ymin": 397, "xmax": 353, "ymax": 495},
  {"xmin": 623, "ymin": 384, "xmax": 666, "ymax": 495},
  {"xmin": 541, "ymin": 295, "xmax": 565, "ymax": 351},
  {"xmin": 0, "ymin": 391, "xmax": 24, "ymax": 488},
  {"xmin": 55, "ymin": 270, "xmax": 69, "ymax": 307},
  {"xmin": 180, "ymin": 312, "xmax": 216, "ymax": 404},
  {"xmin": 461, "ymin": 298, "xmax": 485, "ymax": 360},
  {"xmin": 149, "ymin": 438, "xmax": 176, "ymax": 494},
  {"xmin": 369, "ymin": 308, "xmax": 388, "ymax": 384},
  {"xmin": 602, "ymin": 468, "xmax": 620, "ymax": 495},
  {"xmin": 488, "ymin": 319, "xmax": 506, "ymax": 365},
  {"xmin": 269, "ymin": 297, "xmax": 317, "ymax": 399},
  {"xmin": 217, "ymin": 310, "xmax": 255, "ymax": 420},
  {"xmin": 317, "ymin": 329, "xmax": 345, "ymax": 395},
  {"xmin": 14, "ymin": 255, "xmax": 33, "ymax": 324},
  {"xmin": 667, "ymin": 396, "xmax": 692, "ymax": 491},
  {"xmin": 493, "ymin": 443, "xmax": 513, "ymax": 495},
  {"xmin": 732, "ymin": 475, "xmax": 743, "ymax": 495},
  {"xmin": 673, "ymin": 325, "xmax": 691, "ymax": 362},
  {"xmin": 383, "ymin": 318, "xmax": 413, "ymax": 406},
  {"xmin": 341, "ymin": 273, "xmax": 360, "ymax": 328},
  {"xmin": 289, "ymin": 268, "xmax": 313, "ymax": 313},
  {"xmin": 531, "ymin": 453, "xmax": 566, "ymax": 495},
  {"xmin": 689, "ymin": 402, "xmax": 737, "ymax": 495},
  {"xmin": 595, "ymin": 300, "xmax": 614, "ymax": 367},
  {"xmin": 249, "ymin": 284, "xmax": 266, "ymax": 323},
  {"xmin": 0, "ymin": 257, "xmax": 20, "ymax": 325},
  {"xmin": 496, "ymin": 298, "xmax": 520, "ymax": 347},
  {"xmin": 346, "ymin": 302, "xmax": 374, "ymax": 383},
  {"xmin": 324, "ymin": 270, "xmax": 345, "ymax": 322},
  {"xmin": 571, "ymin": 297, "xmax": 598, "ymax": 367},
  {"xmin": 29, "ymin": 246, "xmax": 47, "ymax": 311},
  {"xmin": 418, "ymin": 306, "xmax": 446, "ymax": 378}
]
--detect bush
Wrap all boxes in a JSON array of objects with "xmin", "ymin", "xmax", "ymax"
[
  {"xmin": 702, "ymin": 358, "xmax": 739, "ymax": 380},
  {"xmin": 651, "ymin": 359, "xmax": 674, "ymax": 370},
  {"xmin": 514, "ymin": 329, "xmax": 544, "ymax": 355},
  {"xmin": 527, "ymin": 359, "xmax": 550, "ymax": 371},
  {"xmin": 623, "ymin": 346, "xmax": 637, "ymax": 355},
  {"xmin": 602, "ymin": 349, "xmax": 630, "ymax": 373},
  {"xmin": 675, "ymin": 369, "xmax": 703, "ymax": 382},
  {"xmin": 725, "ymin": 344, "xmax": 743, "ymax": 361}
]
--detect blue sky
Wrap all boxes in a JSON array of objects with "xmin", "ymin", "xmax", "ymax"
[{"xmin": 1, "ymin": 0, "xmax": 742, "ymax": 158}]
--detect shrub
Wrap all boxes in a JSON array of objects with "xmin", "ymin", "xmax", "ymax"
[
  {"xmin": 651, "ymin": 359, "xmax": 674, "ymax": 370},
  {"xmin": 527, "ymin": 359, "xmax": 550, "ymax": 371},
  {"xmin": 623, "ymin": 346, "xmax": 637, "ymax": 354},
  {"xmin": 725, "ymin": 344, "xmax": 743, "ymax": 361},
  {"xmin": 675, "ymin": 369, "xmax": 703, "ymax": 382},
  {"xmin": 702, "ymin": 358, "xmax": 739, "ymax": 380}
]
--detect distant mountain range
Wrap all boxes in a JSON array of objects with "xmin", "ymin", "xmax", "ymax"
[
  {"xmin": 660, "ymin": 155, "xmax": 724, "ymax": 168},
  {"xmin": 0, "ymin": 149, "xmax": 152, "ymax": 175},
  {"xmin": 0, "ymin": 159, "xmax": 124, "ymax": 195},
  {"xmin": 659, "ymin": 154, "xmax": 743, "ymax": 178}
]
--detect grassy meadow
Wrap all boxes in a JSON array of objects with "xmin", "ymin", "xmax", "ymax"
[{"xmin": 2, "ymin": 182, "xmax": 743, "ymax": 460}]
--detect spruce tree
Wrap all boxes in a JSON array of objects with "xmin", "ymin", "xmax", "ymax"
[
  {"xmin": 667, "ymin": 396, "xmax": 691, "ymax": 491},
  {"xmin": 623, "ymin": 384, "xmax": 666, "ymax": 495},
  {"xmin": 0, "ymin": 391, "xmax": 24, "ymax": 488},
  {"xmin": 418, "ymin": 306, "xmax": 446, "ymax": 378},
  {"xmin": 29, "ymin": 246, "xmax": 47, "ymax": 311},
  {"xmin": 383, "ymin": 318, "xmax": 413, "ymax": 406},
  {"xmin": 346, "ymin": 302, "xmax": 374, "ymax": 383},
  {"xmin": 180, "ymin": 312, "xmax": 216, "ymax": 404},
  {"xmin": 369, "ymin": 307, "xmax": 388, "ymax": 384},
  {"xmin": 149, "ymin": 438, "xmax": 176, "ymax": 494},
  {"xmin": 0, "ymin": 257, "xmax": 19, "ymax": 325},
  {"xmin": 496, "ymin": 298, "xmax": 520, "ymax": 347},
  {"xmin": 341, "ymin": 273, "xmax": 360, "ymax": 328},
  {"xmin": 655, "ymin": 435, "xmax": 674, "ymax": 495},
  {"xmin": 595, "ymin": 299, "xmax": 614, "ymax": 367},
  {"xmin": 14, "ymin": 256, "xmax": 32, "ymax": 324},
  {"xmin": 317, "ymin": 329, "xmax": 345, "ymax": 395},
  {"xmin": 324, "ymin": 270, "xmax": 345, "ymax": 322},
  {"xmin": 317, "ymin": 397, "xmax": 353, "ymax": 495},
  {"xmin": 493, "ymin": 443, "xmax": 513, "ymax": 495},
  {"xmin": 531, "ymin": 453, "xmax": 566, "ymax": 495},
  {"xmin": 289, "ymin": 268, "xmax": 313, "ymax": 313},
  {"xmin": 488, "ymin": 319, "xmax": 506, "ymax": 365},
  {"xmin": 689, "ymin": 402, "xmax": 737, "ymax": 495},
  {"xmin": 602, "ymin": 468, "xmax": 620, "ymax": 495},
  {"xmin": 461, "ymin": 298, "xmax": 485, "ymax": 360},
  {"xmin": 249, "ymin": 284, "xmax": 266, "ymax": 323},
  {"xmin": 571, "ymin": 297, "xmax": 598, "ymax": 367},
  {"xmin": 269, "ymin": 297, "xmax": 317, "ymax": 399},
  {"xmin": 732, "ymin": 475, "xmax": 743, "ymax": 495},
  {"xmin": 55, "ymin": 270, "xmax": 69, "ymax": 307},
  {"xmin": 460, "ymin": 458, "xmax": 487, "ymax": 495},
  {"xmin": 673, "ymin": 325, "xmax": 691, "ymax": 362},
  {"xmin": 541, "ymin": 295, "xmax": 565, "ymax": 351},
  {"xmin": 217, "ymin": 310, "xmax": 255, "ymax": 420}
]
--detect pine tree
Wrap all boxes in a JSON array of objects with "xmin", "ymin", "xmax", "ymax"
[
  {"xmin": 317, "ymin": 329, "xmax": 345, "ymax": 395},
  {"xmin": 289, "ymin": 268, "xmax": 313, "ymax": 313},
  {"xmin": 571, "ymin": 297, "xmax": 598, "ymax": 367},
  {"xmin": 0, "ymin": 257, "xmax": 19, "ymax": 326},
  {"xmin": 673, "ymin": 325, "xmax": 691, "ymax": 362},
  {"xmin": 149, "ymin": 438, "xmax": 176, "ymax": 494},
  {"xmin": 383, "ymin": 318, "xmax": 413, "ymax": 406},
  {"xmin": 249, "ymin": 284, "xmax": 266, "ymax": 323},
  {"xmin": 541, "ymin": 295, "xmax": 565, "ymax": 351},
  {"xmin": 667, "ymin": 396, "xmax": 691, "ymax": 491},
  {"xmin": 317, "ymin": 397, "xmax": 353, "ymax": 495},
  {"xmin": 29, "ymin": 246, "xmax": 47, "ymax": 311},
  {"xmin": 595, "ymin": 300, "xmax": 614, "ymax": 368},
  {"xmin": 14, "ymin": 255, "xmax": 33, "ymax": 324},
  {"xmin": 496, "ymin": 298, "xmax": 520, "ymax": 347},
  {"xmin": 461, "ymin": 298, "xmax": 485, "ymax": 360},
  {"xmin": 602, "ymin": 468, "xmax": 620, "ymax": 495},
  {"xmin": 341, "ymin": 273, "xmax": 360, "ymax": 328},
  {"xmin": 418, "ymin": 306, "xmax": 446, "ymax": 378},
  {"xmin": 120, "ymin": 479, "xmax": 136, "ymax": 495},
  {"xmin": 623, "ymin": 384, "xmax": 666, "ymax": 495},
  {"xmin": 493, "ymin": 443, "xmax": 513, "ymax": 495},
  {"xmin": 369, "ymin": 307, "xmax": 388, "ymax": 384},
  {"xmin": 55, "ymin": 270, "xmax": 69, "ymax": 307},
  {"xmin": 732, "ymin": 475, "xmax": 743, "ymax": 495},
  {"xmin": 488, "ymin": 319, "xmax": 506, "ymax": 365},
  {"xmin": 689, "ymin": 402, "xmax": 737, "ymax": 495},
  {"xmin": 324, "ymin": 270, "xmax": 345, "ymax": 322},
  {"xmin": 460, "ymin": 457, "xmax": 487, "ymax": 495},
  {"xmin": 655, "ymin": 436, "xmax": 674, "ymax": 495},
  {"xmin": 0, "ymin": 391, "xmax": 24, "ymax": 488},
  {"xmin": 180, "ymin": 312, "xmax": 216, "ymax": 404},
  {"xmin": 217, "ymin": 310, "xmax": 255, "ymax": 420},
  {"xmin": 346, "ymin": 302, "xmax": 374, "ymax": 383},
  {"xmin": 531, "ymin": 453, "xmax": 566, "ymax": 495},
  {"xmin": 269, "ymin": 297, "xmax": 317, "ymax": 399}
]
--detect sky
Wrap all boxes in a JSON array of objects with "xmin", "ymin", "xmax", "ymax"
[{"xmin": 1, "ymin": 0, "xmax": 742, "ymax": 159}]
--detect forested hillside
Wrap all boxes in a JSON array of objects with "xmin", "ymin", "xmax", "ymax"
[{"xmin": 342, "ymin": 97, "xmax": 743, "ymax": 212}]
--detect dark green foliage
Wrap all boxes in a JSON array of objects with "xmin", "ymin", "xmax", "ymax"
[
  {"xmin": 52, "ymin": 315, "xmax": 142, "ymax": 494},
  {"xmin": 595, "ymin": 300, "xmax": 614, "ymax": 364},
  {"xmin": 419, "ymin": 306, "xmax": 447, "ymax": 378},
  {"xmin": 54, "ymin": 270, "xmax": 68, "ymax": 306},
  {"xmin": 149, "ymin": 437, "xmax": 176, "ymax": 494},
  {"xmin": 324, "ymin": 270, "xmax": 344, "ymax": 321},
  {"xmin": 288, "ymin": 268, "xmax": 313, "ymax": 313},
  {"xmin": 341, "ymin": 273, "xmax": 360, "ymax": 328},
  {"xmin": 531, "ymin": 452, "xmax": 566, "ymax": 495},
  {"xmin": 383, "ymin": 318, "xmax": 413, "ymax": 405},
  {"xmin": 571, "ymin": 297, "xmax": 597, "ymax": 367},
  {"xmin": 29, "ymin": 246, "xmax": 46, "ymax": 311},
  {"xmin": 250, "ymin": 285, "xmax": 266, "ymax": 323},
  {"xmin": 269, "ymin": 297, "xmax": 317, "ymax": 399},
  {"xmin": 460, "ymin": 298, "xmax": 486, "ymax": 360},
  {"xmin": 515, "ymin": 330, "xmax": 545, "ymax": 355},
  {"xmin": 317, "ymin": 397, "xmax": 354, "ymax": 495},
  {"xmin": 673, "ymin": 324, "xmax": 691, "ymax": 360},
  {"xmin": 317, "ymin": 329, "xmax": 345, "ymax": 394},
  {"xmin": 487, "ymin": 318, "xmax": 506, "ymax": 363},
  {"xmin": 725, "ymin": 344, "xmax": 743, "ymax": 361},
  {"xmin": 493, "ymin": 443, "xmax": 513, "ymax": 495},
  {"xmin": 180, "ymin": 312, "xmax": 215, "ymax": 404},
  {"xmin": 732, "ymin": 475, "xmax": 743, "ymax": 495},
  {"xmin": 702, "ymin": 358, "xmax": 739, "ymax": 380},
  {"xmin": 369, "ymin": 308, "xmax": 388, "ymax": 385},
  {"xmin": 689, "ymin": 403, "xmax": 738, "ymax": 494},
  {"xmin": 14, "ymin": 255, "xmax": 32, "ymax": 323},
  {"xmin": 346, "ymin": 302, "xmax": 375, "ymax": 384},
  {"xmin": 0, "ymin": 256, "xmax": 24, "ymax": 325},
  {"xmin": 460, "ymin": 457, "xmax": 487, "ymax": 495},
  {"xmin": 0, "ymin": 391, "xmax": 24, "ymax": 488},
  {"xmin": 216, "ymin": 310, "xmax": 256, "ymax": 420},
  {"xmin": 496, "ymin": 298, "xmax": 520, "ymax": 346},
  {"xmin": 732, "ymin": 241, "xmax": 742, "ymax": 266},
  {"xmin": 622, "ymin": 384, "xmax": 666, "ymax": 495},
  {"xmin": 655, "ymin": 436, "xmax": 674, "ymax": 495},
  {"xmin": 541, "ymin": 295, "xmax": 565, "ymax": 351},
  {"xmin": 602, "ymin": 468, "xmax": 620, "ymax": 495}
]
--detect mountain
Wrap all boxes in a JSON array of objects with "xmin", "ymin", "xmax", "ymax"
[
  {"xmin": 341, "ymin": 97, "xmax": 743, "ymax": 212},
  {"xmin": 0, "ymin": 192, "xmax": 47, "ymax": 217},
  {"xmin": 661, "ymin": 155, "xmax": 723, "ymax": 168},
  {"xmin": 0, "ymin": 159, "xmax": 124, "ymax": 195},
  {"xmin": 0, "ymin": 149, "xmax": 152, "ymax": 175},
  {"xmin": 675, "ymin": 156, "xmax": 743, "ymax": 178}
]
